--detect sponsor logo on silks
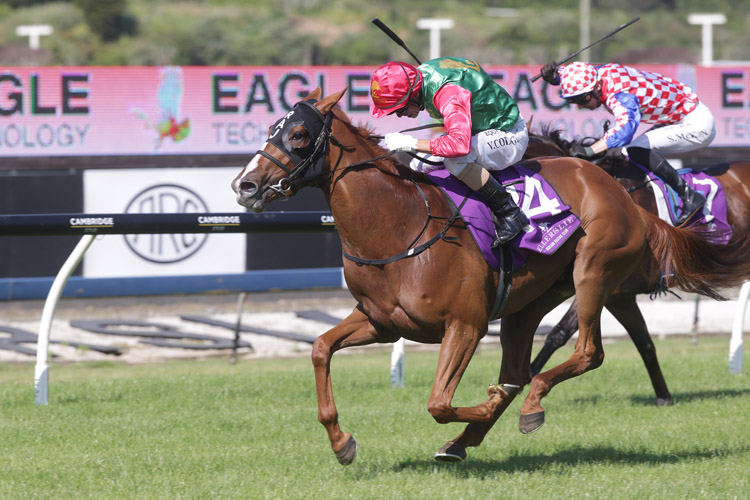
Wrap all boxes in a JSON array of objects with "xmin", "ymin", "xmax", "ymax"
[
  {"xmin": 124, "ymin": 183, "xmax": 209, "ymax": 264},
  {"xmin": 197, "ymin": 215, "xmax": 241, "ymax": 225},
  {"xmin": 69, "ymin": 217, "xmax": 115, "ymax": 228},
  {"xmin": 320, "ymin": 215, "xmax": 335, "ymax": 225}
]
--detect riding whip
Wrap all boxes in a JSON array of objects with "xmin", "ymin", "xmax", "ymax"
[
  {"xmin": 531, "ymin": 17, "xmax": 640, "ymax": 82},
  {"xmin": 371, "ymin": 17, "xmax": 422, "ymax": 65}
]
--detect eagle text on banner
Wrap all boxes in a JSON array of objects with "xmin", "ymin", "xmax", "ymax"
[{"xmin": 1, "ymin": 64, "xmax": 748, "ymax": 159}]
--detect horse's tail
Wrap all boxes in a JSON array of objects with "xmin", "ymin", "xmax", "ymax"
[{"xmin": 641, "ymin": 207, "xmax": 750, "ymax": 300}]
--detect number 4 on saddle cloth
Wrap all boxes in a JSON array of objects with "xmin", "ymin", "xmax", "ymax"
[
  {"xmin": 427, "ymin": 166, "xmax": 581, "ymax": 272},
  {"xmin": 633, "ymin": 164, "xmax": 732, "ymax": 244}
]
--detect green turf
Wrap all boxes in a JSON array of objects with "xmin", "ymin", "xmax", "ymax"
[{"xmin": 1, "ymin": 336, "xmax": 748, "ymax": 499}]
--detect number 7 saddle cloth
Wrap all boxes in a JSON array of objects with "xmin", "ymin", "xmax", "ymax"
[
  {"xmin": 630, "ymin": 163, "xmax": 731, "ymax": 244},
  {"xmin": 427, "ymin": 165, "xmax": 581, "ymax": 272}
]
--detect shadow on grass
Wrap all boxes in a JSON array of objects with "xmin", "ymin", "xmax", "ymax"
[
  {"xmin": 552, "ymin": 388, "xmax": 750, "ymax": 408},
  {"xmin": 391, "ymin": 443, "xmax": 750, "ymax": 477},
  {"xmin": 628, "ymin": 387, "xmax": 750, "ymax": 406}
]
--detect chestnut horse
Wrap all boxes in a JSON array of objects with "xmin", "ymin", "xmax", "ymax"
[
  {"xmin": 232, "ymin": 88, "xmax": 750, "ymax": 465},
  {"xmin": 524, "ymin": 129, "xmax": 750, "ymax": 405}
]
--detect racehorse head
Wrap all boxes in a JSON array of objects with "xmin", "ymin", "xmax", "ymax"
[{"xmin": 232, "ymin": 87, "xmax": 348, "ymax": 212}]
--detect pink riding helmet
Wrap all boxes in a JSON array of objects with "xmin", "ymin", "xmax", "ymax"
[
  {"xmin": 369, "ymin": 61, "xmax": 423, "ymax": 118},
  {"xmin": 560, "ymin": 61, "xmax": 598, "ymax": 98}
]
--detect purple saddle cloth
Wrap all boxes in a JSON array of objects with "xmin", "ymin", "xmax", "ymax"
[
  {"xmin": 427, "ymin": 165, "xmax": 581, "ymax": 271},
  {"xmin": 631, "ymin": 164, "xmax": 732, "ymax": 244}
]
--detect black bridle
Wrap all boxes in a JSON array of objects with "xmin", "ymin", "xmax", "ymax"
[{"xmin": 251, "ymin": 98, "xmax": 464, "ymax": 267}]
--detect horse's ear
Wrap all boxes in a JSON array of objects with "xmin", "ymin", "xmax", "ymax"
[
  {"xmin": 304, "ymin": 87, "xmax": 323, "ymax": 102},
  {"xmin": 526, "ymin": 115, "xmax": 534, "ymax": 132},
  {"xmin": 317, "ymin": 86, "xmax": 349, "ymax": 114}
]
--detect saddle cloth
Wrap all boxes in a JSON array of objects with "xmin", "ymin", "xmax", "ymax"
[
  {"xmin": 633, "ymin": 164, "xmax": 732, "ymax": 244},
  {"xmin": 427, "ymin": 165, "xmax": 581, "ymax": 271}
]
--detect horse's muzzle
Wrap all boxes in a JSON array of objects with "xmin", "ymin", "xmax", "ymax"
[{"xmin": 233, "ymin": 179, "xmax": 265, "ymax": 212}]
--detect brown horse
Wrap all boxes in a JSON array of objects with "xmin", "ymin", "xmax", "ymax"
[
  {"xmin": 524, "ymin": 128, "xmax": 750, "ymax": 405},
  {"xmin": 232, "ymin": 88, "xmax": 750, "ymax": 465}
]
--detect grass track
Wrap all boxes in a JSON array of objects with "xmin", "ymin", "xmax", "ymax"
[{"xmin": 1, "ymin": 336, "xmax": 748, "ymax": 499}]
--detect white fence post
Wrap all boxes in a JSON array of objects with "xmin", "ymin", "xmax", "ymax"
[
  {"xmin": 729, "ymin": 281, "xmax": 748, "ymax": 374},
  {"xmin": 390, "ymin": 338, "xmax": 405, "ymax": 387},
  {"xmin": 35, "ymin": 234, "xmax": 96, "ymax": 405}
]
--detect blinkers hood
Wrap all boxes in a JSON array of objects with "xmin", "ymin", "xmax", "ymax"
[{"xmin": 259, "ymin": 99, "xmax": 332, "ymax": 188}]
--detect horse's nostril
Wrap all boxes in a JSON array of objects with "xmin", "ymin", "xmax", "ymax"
[{"xmin": 240, "ymin": 181, "xmax": 257, "ymax": 194}]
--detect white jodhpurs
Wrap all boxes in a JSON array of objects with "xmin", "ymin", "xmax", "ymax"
[
  {"xmin": 627, "ymin": 101, "xmax": 716, "ymax": 155},
  {"xmin": 408, "ymin": 116, "xmax": 529, "ymax": 176}
]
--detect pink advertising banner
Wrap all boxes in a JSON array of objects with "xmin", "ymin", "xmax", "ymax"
[{"xmin": 1, "ymin": 64, "xmax": 749, "ymax": 159}]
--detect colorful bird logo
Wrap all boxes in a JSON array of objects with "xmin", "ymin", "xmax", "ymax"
[{"xmin": 132, "ymin": 66, "xmax": 191, "ymax": 149}]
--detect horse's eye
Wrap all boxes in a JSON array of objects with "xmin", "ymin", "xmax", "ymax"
[{"xmin": 289, "ymin": 129, "xmax": 309, "ymax": 150}]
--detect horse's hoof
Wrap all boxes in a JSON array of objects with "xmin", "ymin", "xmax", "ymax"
[
  {"xmin": 519, "ymin": 411, "xmax": 545, "ymax": 434},
  {"xmin": 334, "ymin": 435, "xmax": 358, "ymax": 466},
  {"xmin": 434, "ymin": 441, "xmax": 467, "ymax": 463},
  {"xmin": 656, "ymin": 397, "xmax": 674, "ymax": 407}
]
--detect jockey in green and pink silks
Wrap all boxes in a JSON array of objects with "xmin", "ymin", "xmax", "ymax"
[{"xmin": 370, "ymin": 57, "xmax": 529, "ymax": 246}]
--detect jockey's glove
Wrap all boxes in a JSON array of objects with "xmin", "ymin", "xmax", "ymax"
[
  {"xmin": 541, "ymin": 62, "xmax": 559, "ymax": 84},
  {"xmin": 384, "ymin": 132, "xmax": 418, "ymax": 153},
  {"xmin": 570, "ymin": 143, "xmax": 595, "ymax": 159}
]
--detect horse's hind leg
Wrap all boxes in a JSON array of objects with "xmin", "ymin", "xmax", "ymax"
[
  {"xmin": 605, "ymin": 294, "xmax": 673, "ymax": 406},
  {"xmin": 312, "ymin": 306, "xmax": 386, "ymax": 466},
  {"xmin": 529, "ymin": 298, "xmax": 580, "ymax": 377},
  {"xmin": 520, "ymin": 218, "xmax": 644, "ymax": 433},
  {"xmin": 520, "ymin": 282, "xmax": 606, "ymax": 433}
]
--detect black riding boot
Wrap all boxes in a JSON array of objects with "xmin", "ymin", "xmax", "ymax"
[
  {"xmin": 477, "ymin": 176, "xmax": 529, "ymax": 247},
  {"xmin": 628, "ymin": 147, "xmax": 705, "ymax": 226}
]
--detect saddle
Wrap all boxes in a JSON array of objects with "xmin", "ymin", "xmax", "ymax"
[{"xmin": 427, "ymin": 165, "xmax": 580, "ymax": 272}]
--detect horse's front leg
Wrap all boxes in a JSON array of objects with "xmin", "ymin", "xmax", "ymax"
[
  {"xmin": 428, "ymin": 317, "xmax": 515, "ymax": 461},
  {"xmin": 426, "ymin": 319, "xmax": 490, "ymax": 425},
  {"xmin": 312, "ymin": 306, "xmax": 385, "ymax": 466}
]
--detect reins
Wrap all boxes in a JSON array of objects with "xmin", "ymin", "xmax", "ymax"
[
  {"xmin": 342, "ymin": 182, "xmax": 464, "ymax": 266},
  {"xmin": 371, "ymin": 122, "xmax": 446, "ymax": 167}
]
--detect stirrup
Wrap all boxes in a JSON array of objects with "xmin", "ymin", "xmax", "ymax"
[
  {"xmin": 674, "ymin": 203, "xmax": 703, "ymax": 226},
  {"xmin": 491, "ymin": 213, "xmax": 527, "ymax": 247},
  {"xmin": 675, "ymin": 190, "xmax": 705, "ymax": 226}
]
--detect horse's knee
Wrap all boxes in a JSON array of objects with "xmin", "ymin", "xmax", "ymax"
[{"xmin": 311, "ymin": 338, "xmax": 330, "ymax": 368}]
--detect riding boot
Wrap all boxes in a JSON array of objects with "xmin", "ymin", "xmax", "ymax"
[
  {"xmin": 629, "ymin": 147, "xmax": 705, "ymax": 226},
  {"xmin": 477, "ymin": 176, "xmax": 529, "ymax": 247}
]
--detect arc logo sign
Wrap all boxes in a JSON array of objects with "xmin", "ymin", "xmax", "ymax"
[{"xmin": 124, "ymin": 183, "xmax": 209, "ymax": 263}]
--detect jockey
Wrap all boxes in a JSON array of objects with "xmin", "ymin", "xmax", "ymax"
[
  {"xmin": 540, "ymin": 60, "xmax": 715, "ymax": 226},
  {"xmin": 369, "ymin": 58, "xmax": 529, "ymax": 246}
]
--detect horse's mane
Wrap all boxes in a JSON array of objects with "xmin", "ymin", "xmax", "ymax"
[
  {"xmin": 529, "ymin": 122, "xmax": 597, "ymax": 156},
  {"xmin": 330, "ymin": 106, "xmax": 421, "ymax": 178},
  {"xmin": 529, "ymin": 122, "xmax": 629, "ymax": 169}
]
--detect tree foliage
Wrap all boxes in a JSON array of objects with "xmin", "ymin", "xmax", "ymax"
[
  {"xmin": 71, "ymin": 0, "xmax": 135, "ymax": 41},
  {"xmin": 1, "ymin": 0, "xmax": 748, "ymax": 66}
]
